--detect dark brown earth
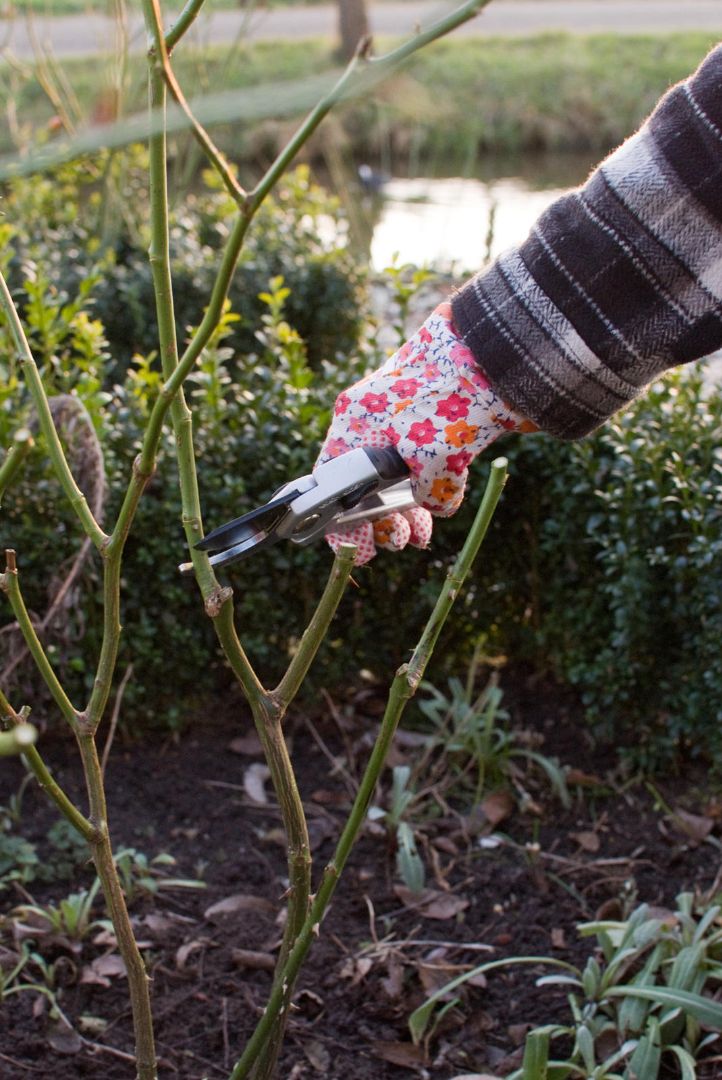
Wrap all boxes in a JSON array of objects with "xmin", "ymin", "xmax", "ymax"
[{"xmin": 0, "ymin": 669, "xmax": 720, "ymax": 1079}]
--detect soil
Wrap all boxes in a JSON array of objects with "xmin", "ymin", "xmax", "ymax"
[{"xmin": 0, "ymin": 668, "xmax": 720, "ymax": 1080}]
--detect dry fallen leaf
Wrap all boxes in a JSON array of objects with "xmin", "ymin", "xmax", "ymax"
[
  {"xmin": 394, "ymin": 886, "xmax": 469, "ymax": 921},
  {"xmin": 310, "ymin": 788, "xmax": 350, "ymax": 806},
  {"xmin": 381, "ymin": 955, "xmax": 404, "ymax": 999},
  {"xmin": 47, "ymin": 1019, "xmax": 83, "ymax": 1055},
  {"xmin": 339, "ymin": 955, "xmax": 373, "ymax": 985},
  {"xmin": 433, "ymin": 835, "xmax": 459, "ymax": 856},
  {"xmin": 372, "ymin": 1040, "xmax": 427, "ymax": 1069},
  {"xmin": 232, "ymin": 948, "xmax": 276, "ymax": 971},
  {"xmin": 228, "ymin": 731, "xmax": 263, "ymax": 756},
  {"xmin": 480, "ymin": 790, "xmax": 515, "ymax": 827},
  {"xmin": 80, "ymin": 953, "xmax": 127, "ymax": 987},
  {"xmin": 176, "ymin": 939, "xmax": 206, "ymax": 970},
  {"xmin": 417, "ymin": 955, "xmax": 461, "ymax": 996},
  {"xmin": 244, "ymin": 762, "xmax": 272, "ymax": 804},
  {"xmin": 465, "ymin": 971, "xmax": 488, "ymax": 989},
  {"xmin": 570, "ymin": 830, "xmax": 600, "ymax": 853},
  {"xmin": 303, "ymin": 1039, "xmax": 331, "ymax": 1073},
  {"xmin": 566, "ymin": 768, "xmax": 603, "ymax": 787},
  {"xmin": 141, "ymin": 911, "xmax": 195, "ymax": 937},
  {"xmin": 551, "ymin": 927, "xmax": 567, "ymax": 949},
  {"xmin": 508, "ymin": 1022, "xmax": 533, "ymax": 1046},
  {"xmin": 671, "ymin": 808, "xmax": 714, "ymax": 844},
  {"xmin": 204, "ymin": 893, "xmax": 275, "ymax": 920}
]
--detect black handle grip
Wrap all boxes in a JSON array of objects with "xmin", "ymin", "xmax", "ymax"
[{"xmin": 363, "ymin": 446, "xmax": 409, "ymax": 481}]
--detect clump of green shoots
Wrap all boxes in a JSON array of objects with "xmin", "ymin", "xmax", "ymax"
[
  {"xmin": 414, "ymin": 639, "xmax": 570, "ymax": 809},
  {"xmin": 409, "ymin": 892, "xmax": 722, "ymax": 1079}
]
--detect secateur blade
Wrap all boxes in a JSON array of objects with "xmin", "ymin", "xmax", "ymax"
[
  {"xmin": 178, "ymin": 446, "xmax": 412, "ymax": 573},
  {"xmin": 184, "ymin": 487, "xmax": 301, "ymax": 571}
]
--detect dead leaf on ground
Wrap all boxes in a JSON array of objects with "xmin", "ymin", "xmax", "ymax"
[
  {"xmin": 508, "ymin": 1022, "xmax": 532, "ymax": 1046},
  {"xmin": 244, "ymin": 762, "xmax": 272, "ymax": 804},
  {"xmin": 551, "ymin": 928, "xmax": 567, "ymax": 949},
  {"xmin": 480, "ymin": 790, "xmax": 515, "ymax": 827},
  {"xmin": 372, "ymin": 1040, "xmax": 427, "ymax": 1069},
  {"xmin": 141, "ymin": 911, "xmax": 195, "ymax": 937},
  {"xmin": 295, "ymin": 988, "xmax": 324, "ymax": 1020},
  {"xmin": 228, "ymin": 731, "xmax": 263, "ymax": 756},
  {"xmin": 176, "ymin": 939, "xmax": 207, "ymax": 970},
  {"xmin": 394, "ymin": 885, "xmax": 469, "ymax": 920},
  {"xmin": 417, "ymin": 957, "xmax": 463, "ymax": 996},
  {"xmin": 47, "ymin": 1019, "xmax": 83, "ymax": 1055},
  {"xmin": 339, "ymin": 955, "xmax": 373, "ymax": 985},
  {"xmin": 566, "ymin": 768, "xmax": 603, "ymax": 787},
  {"xmin": 595, "ymin": 897, "xmax": 623, "ymax": 921},
  {"xmin": 310, "ymin": 788, "xmax": 350, "ymax": 806},
  {"xmin": 433, "ymin": 835, "xmax": 459, "ymax": 856},
  {"xmin": 670, "ymin": 808, "xmax": 714, "ymax": 844},
  {"xmin": 303, "ymin": 1039, "xmax": 331, "ymax": 1073},
  {"xmin": 232, "ymin": 948, "xmax": 276, "ymax": 971},
  {"xmin": 381, "ymin": 955, "xmax": 404, "ymax": 999},
  {"xmin": 204, "ymin": 893, "xmax": 275, "ymax": 921},
  {"xmin": 570, "ymin": 830, "xmax": 600, "ymax": 853},
  {"xmin": 465, "ymin": 971, "xmax": 488, "ymax": 988},
  {"xmin": 80, "ymin": 953, "xmax": 127, "ymax": 987}
]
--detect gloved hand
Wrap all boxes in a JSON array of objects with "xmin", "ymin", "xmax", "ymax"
[{"xmin": 316, "ymin": 302, "xmax": 535, "ymax": 564}]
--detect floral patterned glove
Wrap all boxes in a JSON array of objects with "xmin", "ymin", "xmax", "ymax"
[{"xmin": 316, "ymin": 301, "xmax": 535, "ymax": 564}]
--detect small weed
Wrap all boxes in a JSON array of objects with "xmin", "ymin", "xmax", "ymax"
[
  {"xmin": 14, "ymin": 878, "xmax": 110, "ymax": 946},
  {"xmin": 113, "ymin": 847, "xmax": 206, "ymax": 903},
  {"xmin": 369, "ymin": 767, "xmax": 426, "ymax": 895},
  {"xmin": 412, "ymin": 641, "xmax": 570, "ymax": 810}
]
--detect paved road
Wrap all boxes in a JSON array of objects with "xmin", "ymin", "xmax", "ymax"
[{"xmin": 1, "ymin": 1, "xmax": 721, "ymax": 60}]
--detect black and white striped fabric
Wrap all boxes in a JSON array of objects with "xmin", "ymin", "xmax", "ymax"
[{"xmin": 451, "ymin": 44, "xmax": 722, "ymax": 439}]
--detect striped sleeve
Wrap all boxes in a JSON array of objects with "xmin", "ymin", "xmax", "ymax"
[{"xmin": 450, "ymin": 44, "xmax": 722, "ymax": 439}]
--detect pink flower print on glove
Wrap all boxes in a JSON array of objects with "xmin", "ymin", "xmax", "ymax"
[{"xmin": 317, "ymin": 302, "xmax": 535, "ymax": 564}]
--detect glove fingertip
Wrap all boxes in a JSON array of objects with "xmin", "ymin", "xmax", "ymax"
[
  {"xmin": 373, "ymin": 513, "xmax": 411, "ymax": 552},
  {"xmin": 405, "ymin": 506, "xmax": 433, "ymax": 549},
  {"xmin": 326, "ymin": 523, "xmax": 377, "ymax": 565}
]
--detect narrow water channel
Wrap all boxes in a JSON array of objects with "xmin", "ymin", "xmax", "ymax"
[{"xmin": 358, "ymin": 153, "xmax": 598, "ymax": 274}]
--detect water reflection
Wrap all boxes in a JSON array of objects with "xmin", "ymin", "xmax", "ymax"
[{"xmin": 362, "ymin": 154, "xmax": 597, "ymax": 274}]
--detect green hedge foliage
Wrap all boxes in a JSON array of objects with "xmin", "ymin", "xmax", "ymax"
[{"xmin": 2, "ymin": 158, "xmax": 722, "ymax": 769}]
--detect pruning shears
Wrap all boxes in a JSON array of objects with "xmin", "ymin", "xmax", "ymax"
[{"xmin": 178, "ymin": 446, "xmax": 413, "ymax": 572}]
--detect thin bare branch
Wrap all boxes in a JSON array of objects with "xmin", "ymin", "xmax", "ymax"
[
  {"xmin": 166, "ymin": 0, "xmax": 207, "ymax": 52},
  {"xmin": 142, "ymin": 0, "xmax": 246, "ymax": 205}
]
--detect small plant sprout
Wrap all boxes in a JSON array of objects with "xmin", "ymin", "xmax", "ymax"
[
  {"xmin": 14, "ymin": 878, "xmax": 110, "ymax": 946},
  {"xmin": 413, "ymin": 642, "xmax": 570, "ymax": 810},
  {"xmin": 369, "ymin": 766, "xmax": 426, "ymax": 894},
  {"xmin": 113, "ymin": 847, "xmax": 206, "ymax": 902}
]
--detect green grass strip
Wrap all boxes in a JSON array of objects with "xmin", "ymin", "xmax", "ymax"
[{"xmin": 2, "ymin": 32, "xmax": 719, "ymax": 163}]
